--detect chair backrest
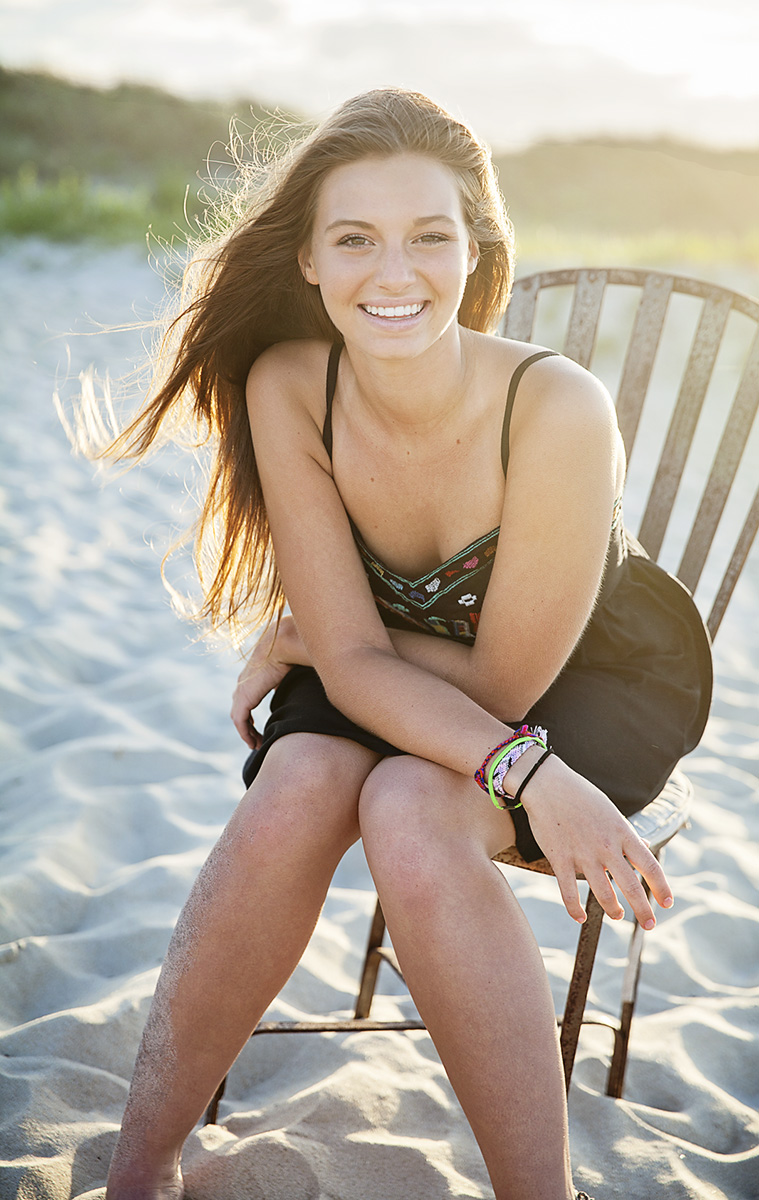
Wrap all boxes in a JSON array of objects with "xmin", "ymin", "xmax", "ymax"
[{"xmin": 502, "ymin": 268, "xmax": 759, "ymax": 640}]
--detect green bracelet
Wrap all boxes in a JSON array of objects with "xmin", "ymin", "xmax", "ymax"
[{"xmin": 487, "ymin": 734, "xmax": 547, "ymax": 809}]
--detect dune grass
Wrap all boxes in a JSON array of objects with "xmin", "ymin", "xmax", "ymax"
[{"xmin": 0, "ymin": 166, "xmax": 204, "ymax": 243}]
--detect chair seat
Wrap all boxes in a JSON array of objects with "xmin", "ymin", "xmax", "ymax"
[
  {"xmin": 492, "ymin": 768, "xmax": 692, "ymax": 875},
  {"xmin": 628, "ymin": 770, "xmax": 692, "ymax": 849}
]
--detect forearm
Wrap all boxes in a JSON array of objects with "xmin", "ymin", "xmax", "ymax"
[
  {"xmin": 319, "ymin": 643, "xmax": 509, "ymax": 780},
  {"xmin": 276, "ymin": 618, "xmax": 526, "ymax": 773},
  {"xmin": 385, "ymin": 629, "xmax": 529, "ymax": 721}
]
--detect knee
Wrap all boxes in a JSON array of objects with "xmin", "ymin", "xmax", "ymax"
[
  {"xmin": 226, "ymin": 734, "xmax": 363, "ymax": 859},
  {"xmin": 359, "ymin": 758, "xmax": 460, "ymax": 906}
]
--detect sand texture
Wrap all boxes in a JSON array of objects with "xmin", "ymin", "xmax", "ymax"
[{"xmin": 1, "ymin": 242, "xmax": 758, "ymax": 1199}]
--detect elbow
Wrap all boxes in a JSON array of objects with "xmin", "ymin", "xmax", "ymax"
[
  {"xmin": 474, "ymin": 671, "xmax": 551, "ymax": 726},
  {"xmin": 481, "ymin": 688, "xmax": 540, "ymax": 725},
  {"xmin": 317, "ymin": 643, "xmax": 397, "ymax": 723}
]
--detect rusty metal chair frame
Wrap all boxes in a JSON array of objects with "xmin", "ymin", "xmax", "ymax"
[{"xmin": 205, "ymin": 268, "xmax": 759, "ymax": 1125}]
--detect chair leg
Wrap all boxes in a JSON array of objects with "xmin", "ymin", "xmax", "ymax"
[
  {"xmin": 204, "ymin": 1076, "xmax": 226, "ymax": 1126},
  {"xmin": 354, "ymin": 897, "xmax": 387, "ymax": 1019},
  {"xmin": 605, "ymin": 873, "xmax": 654, "ymax": 1098},
  {"xmin": 559, "ymin": 889, "xmax": 605, "ymax": 1091}
]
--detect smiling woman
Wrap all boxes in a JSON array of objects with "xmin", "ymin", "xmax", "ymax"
[
  {"xmin": 76, "ymin": 88, "xmax": 711, "ymax": 1200},
  {"xmin": 298, "ymin": 155, "xmax": 479, "ymax": 356}
]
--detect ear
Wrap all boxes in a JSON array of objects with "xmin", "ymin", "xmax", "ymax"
[
  {"xmin": 467, "ymin": 241, "xmax": 479, "ymax": 276},
  {"xmin": 299, "ymin": 248, "xmax": 319, "ymax": 286}
]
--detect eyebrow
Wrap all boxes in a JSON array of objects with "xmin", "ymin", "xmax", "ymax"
[{"xmin": 324, "ymin": 215, "xmax": 459, "ymax": 232}]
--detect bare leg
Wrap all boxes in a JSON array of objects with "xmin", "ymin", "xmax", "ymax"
[
  {"xmin": 359, "ymin": 756, "xmax": 575, "ymax": 1200},
  {"xmin": 106, "ymin": 734, "xmax": 379, "ymax": 1200}
]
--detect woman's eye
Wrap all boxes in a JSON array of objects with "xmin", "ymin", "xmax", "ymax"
[
  {"xmin": 415, "ymin": 233, "xmax": 450, "ymax": 245},
  {"xmin": 337, "ymin": 234, "xmax": 371, "ymax": 247}
]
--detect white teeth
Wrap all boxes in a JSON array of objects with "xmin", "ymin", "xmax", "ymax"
[{"xmin": 363, "ymin": 303, "xmax": 424, "ymax": 318}]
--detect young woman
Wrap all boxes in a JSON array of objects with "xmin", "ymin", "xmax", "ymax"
[{"xmin": 101, "ymin": 88, "xmax": 712, "ymax": 1200}]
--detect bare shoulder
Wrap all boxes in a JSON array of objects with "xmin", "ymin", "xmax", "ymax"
[
  {"xmin": 485, "ymin": 334, "xmax": 614, "ymax": 425},
  {"xmin": 473, "ymin": 338, "xmax": 616, "ymax": 465},
  {"xmin": 246, "ymin": 339, "xmax": 331, "ymax": 420},
  {"xmin": 245, "ymin": 340, "xmax": 334, "ymax": 468}
]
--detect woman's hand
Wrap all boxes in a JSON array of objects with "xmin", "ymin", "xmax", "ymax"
[
  {"xmin": 515, "ymin": 752, "xmax": 674, "ymax": 929},
  {"xmin": 230, "ymin": 616, "xmax": 307, "ymax": 749}
]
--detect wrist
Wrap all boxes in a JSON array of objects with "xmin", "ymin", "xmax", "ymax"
[
  {"xmin": 512, "ymin": 747, "xmax": 562, "ymax": 812},
  {"xmin": 474, "ymin": 723, "xmax": 550, "ymax": 810}
]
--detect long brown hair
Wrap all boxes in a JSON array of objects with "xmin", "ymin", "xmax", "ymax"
[{"xmin": 83, "ymin": 87, "xmax": 515, "ymax": 644}]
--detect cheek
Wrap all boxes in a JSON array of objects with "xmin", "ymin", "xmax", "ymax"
[
  {"xmin": 312, "ymin": 269, "xmax": 356, "ymax": 331},
  {"xmin": 316, "ymin": 258, "xmax": 361, "ymax": 303}
]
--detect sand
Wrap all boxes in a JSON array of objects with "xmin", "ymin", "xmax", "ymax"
[{"xmin": 0, "ymin": 239, "xmax": 758, "ymax": 1200}]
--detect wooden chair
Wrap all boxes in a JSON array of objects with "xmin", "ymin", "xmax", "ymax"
[{"xmin": 205, "ymin": 268, "xmax": 759, "ymax": 1125}]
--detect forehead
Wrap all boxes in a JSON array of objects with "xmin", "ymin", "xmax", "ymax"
[{"xmin": 313, "ymin": 154, "xmax": 466, "ymax": 225}]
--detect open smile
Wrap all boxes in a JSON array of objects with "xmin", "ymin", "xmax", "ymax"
[{"xmin": 360, "ymin": 302, "xmax": 427, "ymax": 319}]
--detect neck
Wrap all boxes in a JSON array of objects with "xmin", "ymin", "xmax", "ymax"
[{"xmin": 342, "ymin": 325, "xmax": 475, "ymax": 436}]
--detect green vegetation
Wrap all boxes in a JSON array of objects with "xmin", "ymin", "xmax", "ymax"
[
  {"xmin": 2, "ymin": 67, "xmax": 759, "ymax": 262},
  {"xmin": 0, "ymin": 67, "xmax": 298, "ymax": 242},
  {"xmin": 0, "ymin": 165, "xmax": 196, "ymax": 241}
]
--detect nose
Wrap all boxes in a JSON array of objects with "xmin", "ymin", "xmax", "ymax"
[{"xmin": 374, "ymin": 242, "xmax": 416, "ymax": 292}]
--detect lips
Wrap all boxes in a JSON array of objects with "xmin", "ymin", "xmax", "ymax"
[{"xmin": 360, "ymin": 302, "xmax": 426, "ymax": 318}]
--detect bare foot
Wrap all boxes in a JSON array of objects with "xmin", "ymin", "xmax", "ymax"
[{"xmin": 105, "ymin": 1166, "xmax": 184, "ymax": 1200}]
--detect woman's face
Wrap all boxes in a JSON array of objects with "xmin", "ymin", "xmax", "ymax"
[{"xmin": 300, "ymin": 154, "xmax": 478, "ymax": 359}]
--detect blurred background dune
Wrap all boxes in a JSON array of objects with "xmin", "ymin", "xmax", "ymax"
[{"xmin": 1, "ymin": 0, "xmax": 758, "ymax": 283}]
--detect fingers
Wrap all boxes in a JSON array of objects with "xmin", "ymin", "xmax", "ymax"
[
  {"xmin": 584, "ymin": 865, "xmax": 626, "ymax": 923},
  {"xmin": 552, "ymin": 861, "xmax": 588, "ymax": 924},
  {"xmin": 230, "ymin": 696, "xmax": 258, "ymax": 748},
  {"xmin": 552, "ymin": 842, "xmax": 674, "ymax": 930},
  {"xmin": 624, "ymin": 838, "xmax": 673, "ymax": 908},
  {"xmin": 590, "ymin": 842, "xmax": 673, "ymax": 931}
]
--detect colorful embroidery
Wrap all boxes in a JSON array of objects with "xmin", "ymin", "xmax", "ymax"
[
  {"xmin": 426, "ymin": 616, "xmax": 450, "ymax": 637},
  {"xmin": 355, "ymin": 527, "xmax": 499, "ymax": 616},
  {"xmin": 357, "ymin": 500, "xmax": 622, "ymax": 648}
]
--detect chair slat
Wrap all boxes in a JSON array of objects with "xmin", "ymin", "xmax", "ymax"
[
  {"xmin": 677, "ymin": 327, "xmax": 759, "ymax": 592},
  {"xmin": 706, "ymin": 483, "xmax": 759, "ymax": 640},
  {"xmin": 637, "ymin": 292, "xmax": 733, "ymax": 559},
  {"xmin": 615, "ymin": 274, "xmax": 673, "ymax": 457},
  {"xmin": 563, "ymin": 270, "xmax": 607, "ymax": 367},
  {"xmin": 502, "ymin": 274, "xmax": 541, "ymax": 340}
]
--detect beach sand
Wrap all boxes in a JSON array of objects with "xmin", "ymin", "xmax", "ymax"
[{"xmin": 1, "ymin": 240, "xmax": 757, "ymax": 1200}]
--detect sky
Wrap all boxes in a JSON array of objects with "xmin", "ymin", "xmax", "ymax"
[{"xmin": 2, "ymin": 0, "xmax": 759, "ymax": 150}]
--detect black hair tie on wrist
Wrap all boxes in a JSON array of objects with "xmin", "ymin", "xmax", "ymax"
[{"xmin": 504, "ymin": 748, "xmax": 554, "ymax": 808}]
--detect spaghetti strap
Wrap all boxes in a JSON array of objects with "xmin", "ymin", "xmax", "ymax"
[
  {"xmin": 500, "ymin": 350, "xmax": 559, "ymax": 478},
  {"xmin": 322, "ymin": 343, "xmax": 343, "ymax": 460}
]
